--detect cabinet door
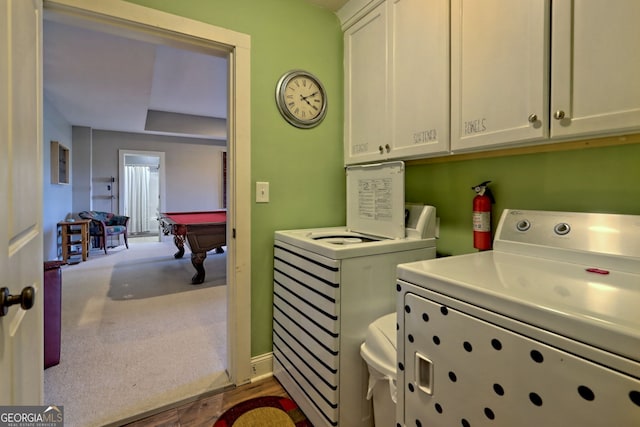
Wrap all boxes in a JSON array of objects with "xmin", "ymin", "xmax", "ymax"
[
  {"xmin": 551, "ymin": 1, "xmax": 640, "ymax": 138},
  {"xmin": 344, "ymin": 2, "xmax": 389, "ymax": 164},
  {"xmin": 451, "ymin": 0, "xmax": 550, "ymax": 153},
  {"xmin": 390, "ymin": 0, "xmax": 449, "ymax": 158}
]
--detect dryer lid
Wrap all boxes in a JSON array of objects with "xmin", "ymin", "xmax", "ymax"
[{"xmin": 346, "ymin": 161, "xmax": 405, "ymax": 240}]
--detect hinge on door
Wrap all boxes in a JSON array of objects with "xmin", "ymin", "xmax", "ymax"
[{"xmin": 232, "ymin": 228, "xmax": 236, "ymax": 238}]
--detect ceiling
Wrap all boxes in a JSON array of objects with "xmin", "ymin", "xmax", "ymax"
[
  {"xmin": 43, "ymin": 19, "xmax": 229, "ymax": 141},
  {"xmin": 42, "ymin": 0, "xmax": 349, "ymax": 141}
]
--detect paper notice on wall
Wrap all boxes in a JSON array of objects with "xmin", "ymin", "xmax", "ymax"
[{"xmin": 358, "ymin": 178, "xmax": 393, "ymax": 221}]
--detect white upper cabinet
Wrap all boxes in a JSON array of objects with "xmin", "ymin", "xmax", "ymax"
[
  {"xmin": 451, "ymin": 0, "xmax": 549, "ymax": 152},
  {"xmin": 451, "ymin": 0, "xmax": 640, "ymax": 153},
  {"xmin": 344, "ymin": 1, "xmax": 389, "ymax": 164},
  {"xmin": 389, "ymin": 0, "xmax": 450, "ymax": 160},
  {"xmin": 550, "ymin": 1, "xmax": 640, "ymax": 139},
  {"xmin": 344, "ymin": 0, "xmax": 449, "ymax": 165}
]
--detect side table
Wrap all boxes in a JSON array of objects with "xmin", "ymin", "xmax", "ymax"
[{"xmin": 58, "ymin": 219, "xmax": 90, "ymax": 262}]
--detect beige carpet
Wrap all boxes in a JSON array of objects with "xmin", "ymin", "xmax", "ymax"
[{"xmin": 44, "ymin": 238, "xmax": 229, "ymax": 427}]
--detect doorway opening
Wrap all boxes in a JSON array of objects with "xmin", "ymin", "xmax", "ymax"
[
  {"xmin": 119, "ymin": 150, "xmax": 166, "ymax": 241},
  {"xmin": 43, "ymin": 1, "xmax": 252, "ymax": 424}
]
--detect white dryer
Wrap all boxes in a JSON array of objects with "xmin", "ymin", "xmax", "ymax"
[
  {"xmin": 396, "ymin": 209, "xmax": 640, "ymax": 427},
  {"xmin": 273, "ymin": 161, "xmax": 438, "ymax": 427}
]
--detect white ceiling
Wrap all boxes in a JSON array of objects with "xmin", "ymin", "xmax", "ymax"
[
  {"xmin": 43, "ymin": 19, "xmax": 229, "ymax": 140},
  {"xmin": 42, "ymin": 0, "xmax": 349, "ymax": 141}
]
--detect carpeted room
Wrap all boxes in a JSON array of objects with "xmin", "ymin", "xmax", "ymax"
[{"xmin": 44, "ymin": 237, "xmax": 229, "ymax": 427}]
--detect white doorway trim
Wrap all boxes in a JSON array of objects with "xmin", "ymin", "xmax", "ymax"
[
  {"xmin": 119, "ymin": 149, "xmax": 166, "ymax": 238},
  {"xmin": 44, "ymin": 0, "xmax": 252, "ymax": 387}
]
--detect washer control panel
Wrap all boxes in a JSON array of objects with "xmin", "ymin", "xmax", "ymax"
[{"xmin": 494, "ymin": 209, "xmax": 640, "ymax": 261}]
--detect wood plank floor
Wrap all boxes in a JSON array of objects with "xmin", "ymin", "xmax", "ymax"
[{"xmin": 121, "ymin": 376, "xmax": 291, "ymax": 427}]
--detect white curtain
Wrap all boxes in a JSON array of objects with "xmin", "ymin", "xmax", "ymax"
[{"xmin": 125, "ymin": 165, "xmax": 151, "ymax": 233}]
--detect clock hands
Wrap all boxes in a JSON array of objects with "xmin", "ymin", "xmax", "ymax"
[
  {"xmin": 299, "ymin": 92, "xmax": 319, "ymax": 110},
  {"xmin": 300, "ymin": 91, "xmax": 318, "ymax": 101}
]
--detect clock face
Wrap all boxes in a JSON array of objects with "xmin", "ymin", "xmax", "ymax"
[{"xmin": 276, "ymin": 70, "xmax": 327, "ymax": 128}]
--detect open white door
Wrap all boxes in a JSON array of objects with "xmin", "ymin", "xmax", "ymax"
[{"xmin": 0, "ymin": 0, "xmax": 44, "ymax": 405}]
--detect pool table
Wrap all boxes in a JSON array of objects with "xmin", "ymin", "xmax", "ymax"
[{"xmin": 159, "ymin": 210, "xmax": 226, "ymax": 284}]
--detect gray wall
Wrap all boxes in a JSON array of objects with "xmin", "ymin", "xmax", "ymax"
[
  {"xmin": 43, "ymin": 96, "xmax": 73, "ymax": 260},
  {"xmin": 72, "ymin": 126, "xmax": 92, "ymax": 214},
  {"xmin": 91, "ymin": 130, "xmax": 225, "ymax": 213},
  {"xmin": 42, "ymin": 104, "xmax": 226, "ymax": 261}
]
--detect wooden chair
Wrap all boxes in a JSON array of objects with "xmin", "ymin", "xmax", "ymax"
[{"xmin": 78, "ymin": 211, "xmax": 130, "ymax": 254}]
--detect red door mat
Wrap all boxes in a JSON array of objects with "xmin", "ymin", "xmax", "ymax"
[{"xmin": 213, "ymin": 396, "xmax": 311, "ymax": 427}]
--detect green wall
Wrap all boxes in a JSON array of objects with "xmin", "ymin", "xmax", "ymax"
[
  {"xmin": 124, "ymin": 0, "xmax": 346, "ymax": 356},
  {"xmin": 126, "ymin": 0, "xmax": 640, "ymax": 359},
  {"xmin": 406, "ymin": 142, "xmax": 640, "ymax": 257}
]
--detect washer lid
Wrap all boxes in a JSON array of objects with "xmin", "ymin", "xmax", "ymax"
[{"xmin": 346, "ymin": 161, "xmax": 405, "ymax": 239}]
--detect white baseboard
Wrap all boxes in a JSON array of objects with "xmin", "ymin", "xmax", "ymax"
[{"xmin": 250, "ymin": 352, "xmax": 273, "ymax": 382}]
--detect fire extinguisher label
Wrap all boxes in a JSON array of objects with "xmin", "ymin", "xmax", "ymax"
[{"xmin": 473, "ymin": 211, "xmax": 490, "ymax": 232}]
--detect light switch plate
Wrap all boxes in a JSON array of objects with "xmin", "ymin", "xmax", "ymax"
[{"xmin": 256, "ymin": 181, "xmax": 269, "ymax": 203}]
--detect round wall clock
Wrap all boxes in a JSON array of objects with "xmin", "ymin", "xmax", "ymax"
[{"xmin": 275, "ymin": 70, "xmax": 327, "ymax": 129}]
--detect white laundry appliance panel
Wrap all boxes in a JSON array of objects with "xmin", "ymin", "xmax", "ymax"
[
  {"xmin": 274, "ymin": 197, "xmax": 438, "ymax": 261},
  {"xmin": 395, "ymin": 209, "xmax": 640, "ymax": 427},
  {"xmin": 274, "ymin": 224, "xmax": 436, "ymax": 260},
  {"xmin": 493, "ymin": 209, "xmax": 640, "ymax": 265},
  {"xmin": 345, "ymin": 161, "xmax": 407, "ymax": 240},
  {"xmin": 273, "ymin": 161, "xmax": 439, "ymax": 427},
  {"xmin": 273, "ymin": 161, "xmax": 437, "ymax": 260},
  {"xmin": 273, "ymin": 239, "xmax": 436, "ymax": 427},
  {"xmin": 397, "ymin": 250, "xmax": 640, "ymax": 363},
  {"xmin": 398, "ymin": 283, "xmax": 640, "ymax": 427},
  {"xmin": 276, "ymin": 161, "xmax": 436, "ymax": 260}
]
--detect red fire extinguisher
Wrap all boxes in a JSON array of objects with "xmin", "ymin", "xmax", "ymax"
[{"xmin": 471, "ymin": 181, "xmax": 495, "ymax": 251}]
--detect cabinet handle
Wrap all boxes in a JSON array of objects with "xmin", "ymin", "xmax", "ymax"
[
  {"xmin": 553, "ymin": 110, "xmax": 566, "ymax": 120},
  {"xmin": 378, "ymin": 145, "xmax": 384, "ymax": 154},
  {"xmin": 528, "ymin": 114, "xmax": 538, "ymax": 123},
  {"xmin": 385, "ymin": 144, "xmax": 391, "ymax": 153}
]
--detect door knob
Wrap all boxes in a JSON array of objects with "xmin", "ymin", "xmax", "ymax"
[
  {"xmin": 553, "ymin": 110, "xmax": 566, "ymax": 120},
  {"xmin": 0, "ymin": 286, "xmax": 35, "ymax": 317}
]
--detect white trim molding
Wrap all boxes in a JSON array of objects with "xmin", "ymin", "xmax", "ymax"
[{"xmin": 251, "ymin": 353, "xmax": 274, "ymax": 382}]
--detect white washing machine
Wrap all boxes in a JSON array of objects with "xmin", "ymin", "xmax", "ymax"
[
  {"xmin": 273, "ymin": 162, "xmax": 438, "ymax": 427},
  {"xmin": 396, "ymin": 209, "xmax": 640, "ymax": 427}
]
